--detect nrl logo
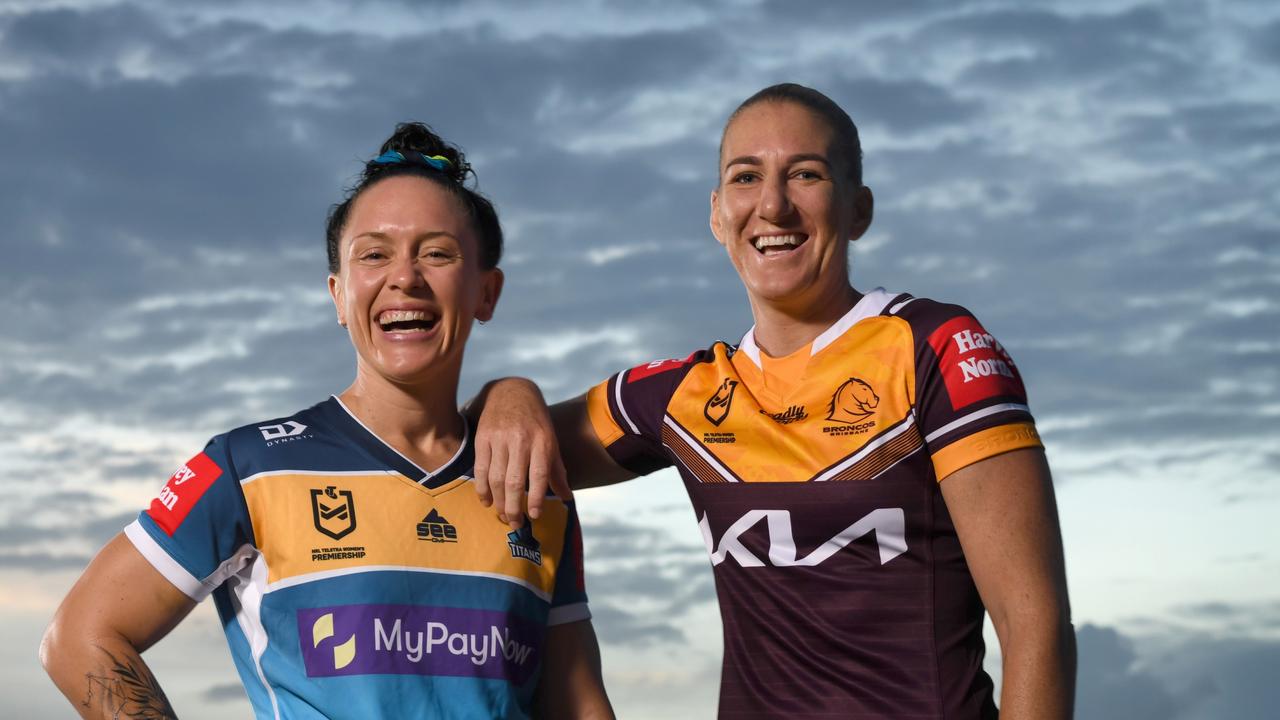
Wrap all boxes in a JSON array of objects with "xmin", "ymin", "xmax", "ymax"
[
  {"xmin": 826, "ymin": 377, "xmax": 879, "ymax": 424},
  {"xmin": 703, "ymin": 378, "xmax": 738, "ymax": 427},
  {"xmin": 311, "ymin": 486, "xmax": 357, "ymax": 540}
]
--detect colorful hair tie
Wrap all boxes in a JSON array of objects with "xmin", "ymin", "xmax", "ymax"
[{"xmin": 372, "ymin": 150, "xmax": 453, "ymax": 171}]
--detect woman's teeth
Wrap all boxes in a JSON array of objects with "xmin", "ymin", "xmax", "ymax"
[
  {"xmin": 753, "ymin": 234, "xmax": 803, "ymax": 252},
  {"xmin": 378, "ymin": 309, "xmax": 436, "ymax": 332}
]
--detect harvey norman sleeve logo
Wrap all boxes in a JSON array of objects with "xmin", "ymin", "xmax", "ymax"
[
  {"xmin": 927, "ymin": 316, "xmax": 1026, "ymax": 410},
  {"xmin": 147, "ymin": 452, "xmax": 223, "ymax": 536},
  {"xmin": 297, "ymin": 605, "xmax": 541, "ymax": 683}
]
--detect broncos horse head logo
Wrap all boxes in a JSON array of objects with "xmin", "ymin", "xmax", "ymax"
[{"xmin": 826, "ymin": 377, "xmax": 879, "ymax": 424}]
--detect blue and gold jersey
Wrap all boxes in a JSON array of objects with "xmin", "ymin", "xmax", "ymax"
[{"xmin": 126, "ymin": 396, "xmax": 589, "ymax": 720}]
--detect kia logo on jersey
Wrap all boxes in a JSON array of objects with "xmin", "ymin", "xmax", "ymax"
[
  {"xmin": 700, "ymin": 508, "xmax": 907, "ymax": 568},
  {"xmin": 311, "ymin": 486, "xmax": 357, "ymax": 540},
  {"xmin": 703, "ymin": 378, "xmax": 738, "ymax": 426}
]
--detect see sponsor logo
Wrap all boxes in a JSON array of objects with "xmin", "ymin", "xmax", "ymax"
[
  {"xmin": 147, "ymin": 452, "xmax": 223, "ymax": 536},
  {"xmin": 417, "ymin": 509, "xmax": 459, "ymax": 543},
  {"xmin": 297, "ymin": 604, "xmax": 541, "ymax": 683}
]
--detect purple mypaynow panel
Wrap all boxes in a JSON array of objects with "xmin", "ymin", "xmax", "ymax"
[{"xmin": 297, "ymin": 604, "xmax": 544, "ymax": 684}]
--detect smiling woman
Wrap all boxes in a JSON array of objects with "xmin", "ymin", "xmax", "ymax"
[
  {"xmin": 39, "ymin": 123, "xmax": 614, "ymax": 720},
  {"xmin": 470, "ymin": 83, "xmax": 1075, "ymax": 720}
]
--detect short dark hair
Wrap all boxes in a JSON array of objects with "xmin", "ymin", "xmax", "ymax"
[
  {"xmin": 325, "ymin": 122, "xmax": 503, "ymax": 273},
  {"xmin": 720, "ymin": 83, "xmax": 863, "ymax": 186}
]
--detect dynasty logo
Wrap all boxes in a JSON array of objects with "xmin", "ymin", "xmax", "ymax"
[
  {"xmin": 417, "ymin": 509, "xmax": 459, "ymax": 543},
  {"xmin": 311, "ymin": 485, "xmax": 357, "ymax": 540},
  {"xmin": 825, "ymin": 377, "xmax": 879, "ymax": 424},
  {"xmin": 258, "ymin": 420, "xmax": 313, "ymax": 447},
  {"xmin": 761, "ymin": 405, "xmax": 808, "ymax": 425},
  {"xmin": 507, "ymin": 522, "xmax": 543, "ymax": 566},
  {"xmin": 704, "ymin": 378, "xmax": 738, "ymax": 426}
]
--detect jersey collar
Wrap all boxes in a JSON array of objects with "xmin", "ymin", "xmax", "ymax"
[
  {"xmin": 736, "ymin": 287, "xmax": 899, "ymax": 368},
  {"xmin": 320, "ymin": 395, "xmax": 474, "ymax": 489}
]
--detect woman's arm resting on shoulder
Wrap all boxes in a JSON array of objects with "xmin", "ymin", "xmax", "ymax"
[
  {"xmin": 40, "ymin": 533, "xmax": 197, "ymax": 720},
  {"xmin": 940, "ymin": 447, "xmax": 1076, "ymax": 720},
  {"xmin": 535, "ymin": 619, "xmax": 615, "ymax": 720},
  {"xmin": 467, "ymin": 379, "xmax": 634, "ymax": 527}
]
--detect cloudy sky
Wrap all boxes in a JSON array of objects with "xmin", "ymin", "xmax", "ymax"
[{"xmin": 2, "ymin": 0, "xmax": 1278, "ymax": 717}]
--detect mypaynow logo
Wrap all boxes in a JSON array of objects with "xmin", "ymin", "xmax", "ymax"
[{"xmin": 297, "ymin": 604, "xmax": 542, "ymax": 683}]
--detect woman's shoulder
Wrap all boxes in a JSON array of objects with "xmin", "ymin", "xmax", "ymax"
[{"xmin": 204, "ymin": 397, "xmax": 338, "ymax": 470}]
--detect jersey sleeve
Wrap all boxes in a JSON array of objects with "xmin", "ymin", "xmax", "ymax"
[
  {"xmin": 547, "ymin": 500, "xmax": 590, "ymax": 626},
  {"xmin": 585, "ymin": 350, "xmax": 709, "ymax": 476},
  {"xmin": 124, "ymin": 433, "xmax": 256, "ymax": 601},
  {"xmin": 897, "ymin": 299, "xmax": 1044, "ymax": 481}
]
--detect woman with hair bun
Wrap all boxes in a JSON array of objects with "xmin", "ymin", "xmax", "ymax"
[{"xmin": 41, "ymin": 122, "xmax": 615, "ymax": 719}]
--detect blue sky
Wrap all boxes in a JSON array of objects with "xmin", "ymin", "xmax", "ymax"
[{"xmin": 1, "ymin": 0, "xmax": 1278, "ymax": 717}]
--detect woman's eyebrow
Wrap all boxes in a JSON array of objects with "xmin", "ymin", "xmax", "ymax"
[{"xmin": 723, "ymin": 153, "xmax": 832, "ymax": 171}]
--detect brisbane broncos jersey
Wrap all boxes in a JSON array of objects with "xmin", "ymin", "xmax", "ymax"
[
  {"xmin": 586, "ymin": 288, "xmax": 1041, "ymax": 719},
  {"xmin": 125, "ymin": 396, "xmax": 588, "ymax": 720}
]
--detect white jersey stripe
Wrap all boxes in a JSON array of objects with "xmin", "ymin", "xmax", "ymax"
[
  {"xmin": 232, "ymin": 552, "xmax": 281, "ymax": 720},
  {"xmin": 662, "ymin": 415, "xmax": 740, "ymax": 483},
  {"xmin": 924, "ymin": 403, "xmax": 1031, "ymax": 445},
  {"xmin": 614, "ymin": 372, "xmax": 642, "ymax": 435},
  {"xmin": 264, "ymin": 563, "xmax": 554, "ymax": 603},
  {"xmin": 124, "ymin": 520, "xmax": 209, "ymax": 600},
  {"xmin": 240, "ymin": 468, "xmax": 400, "ymax": 486},
  {"xmin": 813, "ymin": 414, "xmax": 918, "ymax": 482}
]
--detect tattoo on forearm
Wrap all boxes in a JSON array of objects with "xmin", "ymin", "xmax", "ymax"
[{"xmin": 82, "ymin": 646, "xmax": 177, "ymax": 720}]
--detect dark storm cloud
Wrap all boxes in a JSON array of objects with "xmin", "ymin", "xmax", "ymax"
[
  {"xmin": 1076, "ymin": 624, "xmax": 1182, "ymax": 720},
  {"xmin": 1068, "ymin": 599, "xmax": 1280, "ymax": 720}
]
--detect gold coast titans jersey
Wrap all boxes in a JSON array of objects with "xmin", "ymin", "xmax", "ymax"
[
  {"xmin": 587, "ymin": 289, "xmax": 1041, "ymax": 720},
  {"xmin": 126, "ymin": 396, "xmax": 588, "ymax": 720}
]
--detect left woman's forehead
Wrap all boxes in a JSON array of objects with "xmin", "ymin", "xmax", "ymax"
[{"xmin": 345, "ymin": 177, "xmax": 472, "ymax": 238}]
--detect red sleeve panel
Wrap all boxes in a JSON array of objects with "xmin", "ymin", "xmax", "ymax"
[{"xmin": 892, "ymin": 298, "xmax": 1043, "ymax": 480}]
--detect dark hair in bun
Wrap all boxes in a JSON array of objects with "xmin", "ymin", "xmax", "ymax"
[{"xmin": 325, "ymin": 122, "xmax": 503, "ymax": 273}]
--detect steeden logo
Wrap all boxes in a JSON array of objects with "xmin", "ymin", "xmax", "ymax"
[
  {"xmin": 703, "ymin": 378, "xmax": 738, "ymax": 426},
  {"xmin": 311, "ymin": 486, "xmax": 357, "ymax": 540}
]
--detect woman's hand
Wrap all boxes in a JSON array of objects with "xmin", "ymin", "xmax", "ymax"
[{"xmin": 467, "ymin": 378, "xmax": 572, "ymax": 528}]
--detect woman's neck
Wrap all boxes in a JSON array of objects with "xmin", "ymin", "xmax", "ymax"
[
  {"xmin": 338, "ymin": 370, "xmax": 465, "ymax": 472},
  {"xmin": 750, "ymin": 283, "xmax": 861, "ymax": 358}
]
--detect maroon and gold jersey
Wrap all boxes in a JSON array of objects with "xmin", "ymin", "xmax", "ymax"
[{"xmin": 586, "ymin": 289, "xmax": 1041, "ymax": 719}]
